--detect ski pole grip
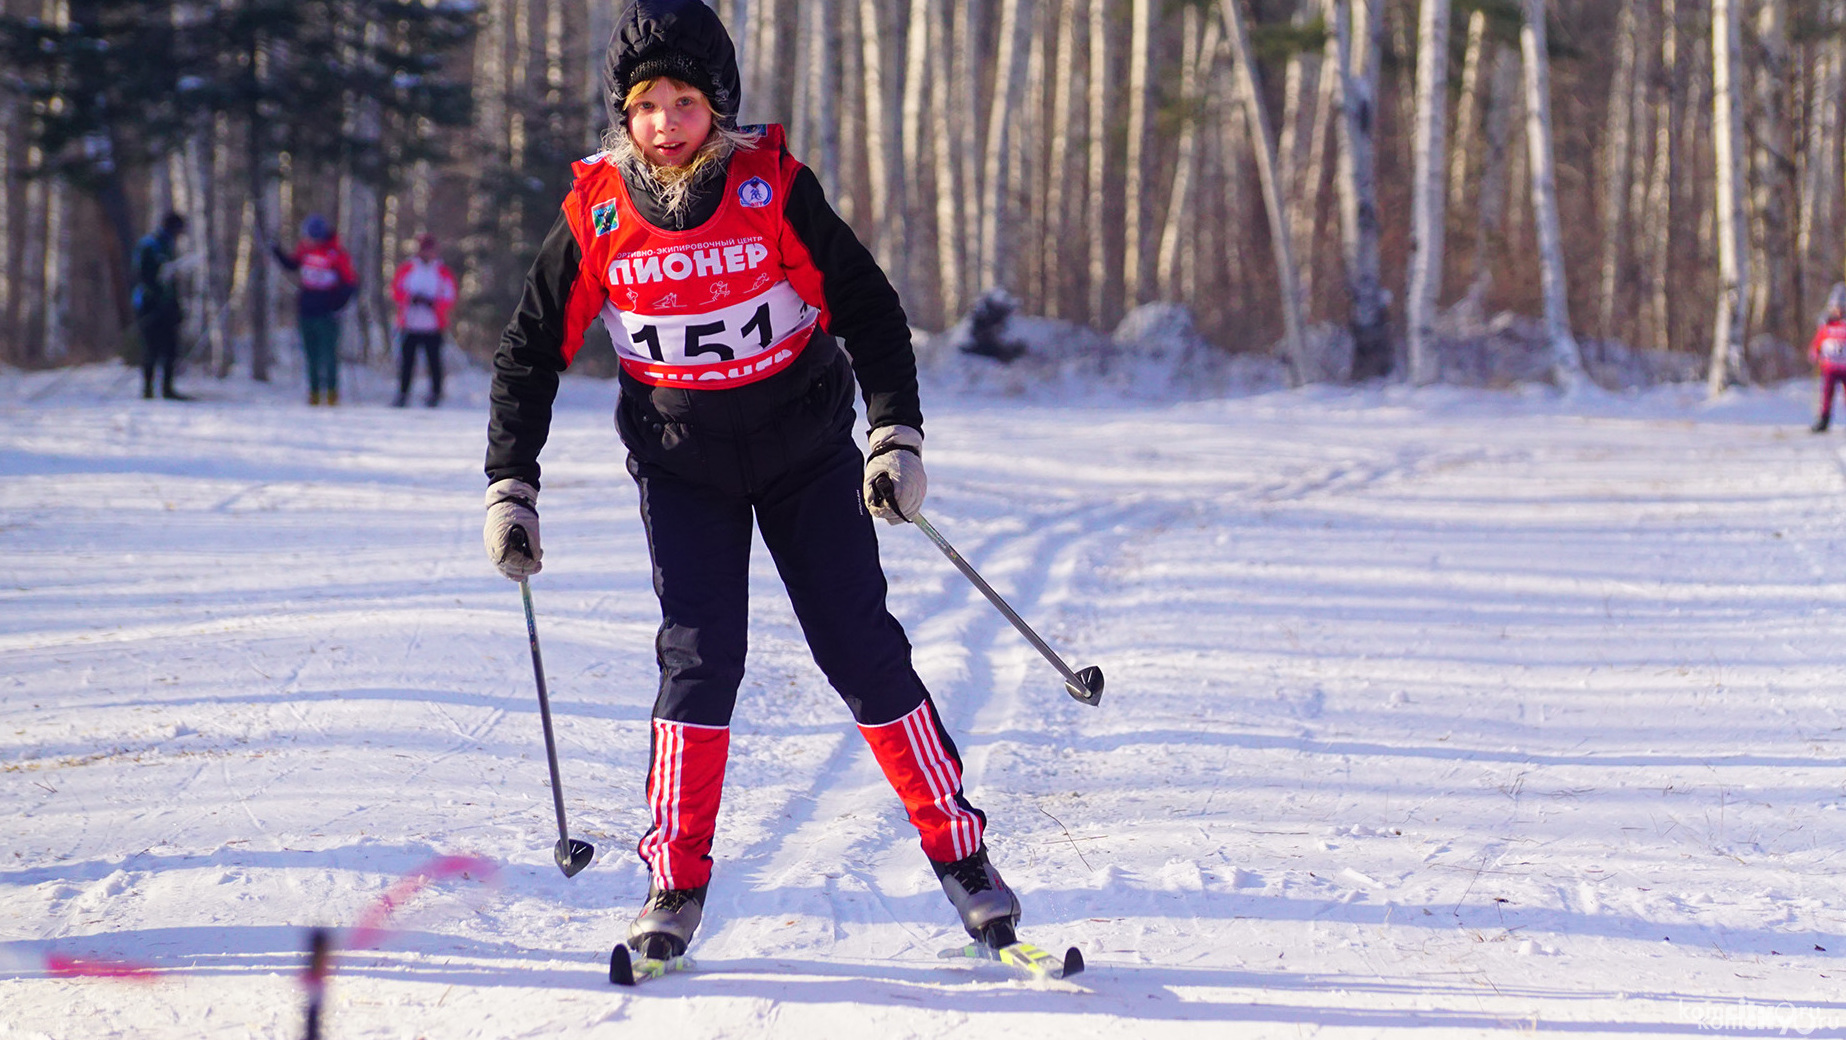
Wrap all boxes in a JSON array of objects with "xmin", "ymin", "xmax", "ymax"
[
  {"xmin": 870, "ymin": 473, "xmax": 900, "ymax": 517},
  {"xmin": 510, "ymin": 525, "xmax": 533, "ymax": 560}
]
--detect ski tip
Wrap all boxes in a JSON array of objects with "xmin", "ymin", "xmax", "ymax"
[
  {"xmin": 609, "ymin": 944, "xmax": 635, "ymax": 986},
  {"xmin": 1060, "ymin": 946, "xmax": 1085, "ymax": 979}
]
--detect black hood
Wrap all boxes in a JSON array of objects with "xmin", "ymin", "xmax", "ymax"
[{"xmin": 603, "ymin": 0, "xmax": 742, "ymax": 129}]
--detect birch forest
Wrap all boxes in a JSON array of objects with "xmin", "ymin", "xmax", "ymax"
[{"xmin": 1, "ymin": 0, "xmax": 1842, "ymax": 390}]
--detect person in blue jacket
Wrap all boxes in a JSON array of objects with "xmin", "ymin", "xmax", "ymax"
[{"xmin": 132, "ymin": 212, "xmax": 189, "ymax": 400}]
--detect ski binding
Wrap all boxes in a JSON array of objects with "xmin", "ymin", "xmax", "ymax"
[
  {"xmin": 938, "ymin": 939, "xmax": 1085, "ymax": 981},
  {"xmin": 609, "ymin": 943, "xmax": 694, "ymax": 986}
]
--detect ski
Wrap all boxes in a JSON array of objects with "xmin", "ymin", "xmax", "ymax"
[
  {"xmin": 609, "ymin": 944, "xmax": 695, "ymax": 986},
  {"xmin": 937, "ymin": 940, "xmax": 1085, "ymax": 981}
]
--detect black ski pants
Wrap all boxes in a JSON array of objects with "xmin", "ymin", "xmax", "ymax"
[
  {"xmin": 630, "ymin": 434, "xmax": 932, "ymax": 729},
  {"xmin": 397, "ymin": 331, "xmax": 444, "ymax": 401},
  {"xmin": 140, "ymin": 314, "xmax": 180, "ymax": 395}
]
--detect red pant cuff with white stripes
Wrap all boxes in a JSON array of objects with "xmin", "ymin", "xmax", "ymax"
[
  {"xmin": 638, "ymin": 717, "xmax": 730, "ymax": 890},
  {"xmin": 858, "ymin": 701, "xmax": 986, "ymax": 863}
]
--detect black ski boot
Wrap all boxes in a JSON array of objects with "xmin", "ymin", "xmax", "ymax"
[
  {"xmin": 1814, "ymin": 415, "xmax": 1831, "ymax": 433},
  {"xmin": 626, "ymin": 882, "xmax": 707, "ymax": 960},
  {"xmin": 932, "ymin": 846, "xmax": 1022, "ymax": 948}
]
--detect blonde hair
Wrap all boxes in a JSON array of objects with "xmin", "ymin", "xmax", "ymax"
[{"xmin": 602, "ymin": 77, "xmax": 760, "ymax": 220}]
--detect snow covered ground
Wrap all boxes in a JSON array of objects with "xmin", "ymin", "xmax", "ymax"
[{"xmin": 5, "ymin": 354, "xmax": 1846, "ymax": 1038}]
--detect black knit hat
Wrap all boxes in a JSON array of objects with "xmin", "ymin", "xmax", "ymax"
[{"xmin": 605, "ymin": 0, "xmax": 742, "ymax": 128}]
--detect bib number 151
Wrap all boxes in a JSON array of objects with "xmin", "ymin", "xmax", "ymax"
[{"xmin": 630, "ymin": 303, "xmax": 774, "ymax": 363}]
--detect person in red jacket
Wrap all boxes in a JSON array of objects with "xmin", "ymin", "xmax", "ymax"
[
  {"xmin": 1810, "ymin": 284, "xmax": 1846, "ymax": 432},
  {"xmin": 481, "ymin": 0, "xmax": 1026, "ymax": 965},
  {"xmin": 390, "ymin": 233, "xmax": 458, "ymax": 407},
  {"xmin": 272, "ymin": 214, "xmax": 358, "ymax": 405}
]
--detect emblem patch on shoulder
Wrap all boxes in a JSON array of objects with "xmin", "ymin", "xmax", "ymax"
[
  {"xmin": 738, "ymin": 176, "xmax": 773, "ymax": 208},
  {"xmin": 591, "ymin": 199, "xmax": 621, "ymax": 236}
]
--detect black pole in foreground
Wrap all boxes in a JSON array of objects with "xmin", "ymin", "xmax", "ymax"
[
  {"xmin": 512, "ymin": 527, "xmax": 595, "ymax": 878},
  {"xmin": 872, "ymin": 475, "xmax": 1104, "ymax": 706},
  {"xmin": 302, "ymin": 928, "xmax": 330, "ymax": 1040}
]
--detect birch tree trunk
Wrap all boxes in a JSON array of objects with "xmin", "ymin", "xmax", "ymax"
[
  {"xmin": 789, "ymin": 3, "xmax": 813, "ymax": 158},
  {"xmin": 1448, "ymin": 9, "xmax": 1488, "ymax": 220},
  {"xmin": 0, "ymin": 77, "xmax": 13, "ymax": 343},
  {"xmin": 1278, "ymin": 0, "xmax": 1321, "ymax": 290},
  {"xmin": 1685, "ymin": 15, "xmax": 1713, "ymax": 360},
  {"xmin": 837, "ymin": 2, "xmax": 863, "ymax": 224},
  {"xmin": 1800, "ymin": 0, "xmax": 1844, "ymax": 312},
  {"xmin": 178, "ymin": 137, "xmax": 215, "ymax": 373},
  {"xmin": 1042, "ymin": 0, "xmax": 1080, "ymax": 318},
  {"xmin": 900, "ymin": 0, "xmax": 931, "ymax": 314},
  {"xmin": 1220, "ymin": 0, "xmax": 1309, "ymax": 381},
  {"xmin": 953, "ymin": 2, "xmax": 982, "ymax": 273},
  {"xmin": 978, "ymin": 0, "xmax": 1031, "ymax": 292},
  {"xmin": 1465, "ymin": 42, "xmax": 1518, "ymax": 316},
  {"xmin": 1299, "ymin": 0, "xmax": 1345, "ymax": 312},
  {"xmin": 1520, "ymin": 0, "xmax": 1584, "ymax": 388},
  {"xmin": 1621, "ymin": 2, "xmax": 1654, "ymax": 345},
  {"xmin": 1157, "ymin": 6, "xmax": 1219, "ymax": 298},
  {"xmin": 1709, "ymin": 0, "xmax": 1749, "ymax": 394},
  {"xmin": 1122, "ymin": 0, "xmax": 1154, "ymax": 307},
  {"xmin": 1596, "ymin": 1, "xmax": 1640, "ymax": 340},
  {"xmin": 19, "ymin": 144, "xmax": 46, "ymax": 363},
  {"xmin": 460, "ymin": 0, "xmax": 508, "ymax": 349},
  {"xmin": 1405, "ymin": 0, "xmax": 1450, "ymax": 385},
  {"xmin": 1750, "ymin": 0, "xmax": 1794, "ymax": 351},
  {"xmin": 900, "ymin": 0, "xmax": 929, "ymax": 182},
  {"xmin": 1087, "ymin": 0, "xmax": 1112, "ymax": 325},
  {"xmin": 589, "ymin": 0, "xmax": 616, "ymax": 135},
  {"xmin": 731, "ymin": 0, "xmax": 752, "ymax": 109},
  {"xmin": 1335, "ymin": 0, "xmax": 1390, "ymax": 379},
  {"xmin": 1218, "ymin": 54, "xmax": 1250, "ymax": 294},
  {"xmin": 42, "ymin": 180, "xmax": 70, "ymax": 363},
  {"xmin": 928, "ymin": 0, "xmax": 965, "ymax": 320},
  {"xmin": 245, "ymin": 24, "xmax": 274, "ymax": 383},
  {"xmin": 212, "ymin": 112, "xmax": 238, "ymax": 377},
  {"xmin": 864, "ymin": 0, "xmax": 901, "ymax": 243},
  {"xmin": 1644, "ymin": 0, "xmax": 1680, "ymax": 353},
  {"xmin": 1019, "ymin": 5, "xmax": 1047, "ymax": 306}
]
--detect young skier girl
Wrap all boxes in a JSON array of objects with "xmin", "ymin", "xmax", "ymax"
[{"xmin": 481, "ymin": 0, "xmax": 1020, "ymax": 961}]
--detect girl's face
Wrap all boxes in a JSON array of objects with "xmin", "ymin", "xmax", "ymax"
[{"xmin": 627, "ymin": 79, "xmax": 713, "ymax": 167}]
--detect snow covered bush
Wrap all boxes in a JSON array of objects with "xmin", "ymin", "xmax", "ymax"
[{"xmin": 916, "ymin": 300, "xmax": 1286, "ymax": 401}]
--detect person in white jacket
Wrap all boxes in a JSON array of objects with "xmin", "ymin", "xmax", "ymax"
[{"xmin": 390, "ymin": 233, "xmax": 458, "ymax": 407}]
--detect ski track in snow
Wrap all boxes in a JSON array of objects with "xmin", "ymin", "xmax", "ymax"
[{"xmin": 4, "ymin": 363, "xmax": 1846, "ymax": 1037}]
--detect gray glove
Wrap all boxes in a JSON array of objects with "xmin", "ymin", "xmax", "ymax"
[
  {"xmin": 484, "ymin": 478, "xmax": 542, "ymax": 579},
  {"xmin": 863, "ymin": 424, "xmax": 926, "ymax": 524}
]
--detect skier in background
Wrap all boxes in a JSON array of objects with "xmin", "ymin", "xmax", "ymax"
[
  {"xmin": 132, "ymin": 211, "xmax": 189, "ymax": 401},
  {"xmin": 1810, "ymin": 283, "xmax": 1846, "ymax": 433},
  {"xmin": 390, "ymin": 232, "xmax": 458, "ymax": 407},
  {"xmin": 481, "ymin": 0, "xmax": 1023, "ymax": 963},
  {"xmin": 271, "ymin": 214, "xmax": 357, "ymax": 406}
]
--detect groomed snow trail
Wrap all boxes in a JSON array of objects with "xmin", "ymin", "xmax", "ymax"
[{"xmin": 3, "ymin": 365, "xmax": 1844, "ymax": 1038}]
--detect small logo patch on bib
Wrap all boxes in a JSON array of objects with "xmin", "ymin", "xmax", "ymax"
[
  {"xmin": 592, "ymin": 199, "xmax": 621, "ymax": 236},
  {"xmin": 738, "ymin": 177, "xmax": 773, "ymax": 208}
]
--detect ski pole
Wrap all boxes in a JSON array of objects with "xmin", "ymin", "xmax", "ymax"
[
  {"xmin": 302, "ymin": 927, "xmax": 330, "ymax": 1040},
  {"xmin": 871, "ymin": 475, "xmax": 1103, "ymax": 707},
  {"xmin": 511, "ymin": 527, "xmax": 595, "ymax": 877}
]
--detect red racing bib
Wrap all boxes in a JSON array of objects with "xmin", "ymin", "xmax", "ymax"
[
  {"xmin": 560, "ymin": 126, "xmax": 829, "ymax": 390},
  {"xmin": 1822, "ymin": 321, "xmax": 1846, "ymax": 362}
]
